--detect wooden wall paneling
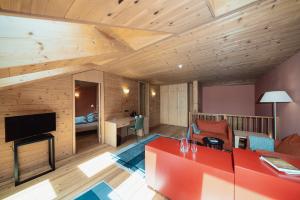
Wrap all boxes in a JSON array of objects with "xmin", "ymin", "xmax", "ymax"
[
  {"xmin": 0, "ymin": 76, "xmax": 73, "ymax": 183},
  {"xmin": 168, "ymin": 84, "xmax": 178, "ymax": 126},
  {"xmin": 149, "ymin": 84, "xmax": 160, "ymax": 128},
  {"xmin": 177, "ymin": 83, "xmax": 188, "ymax": 127},
  {"xmin": 103, "ymin": 72, "xmax": 139, "ymax": 121},
  {"xmin": 160, "ymin": 85, "xmax": 169, "ymax": 124}
]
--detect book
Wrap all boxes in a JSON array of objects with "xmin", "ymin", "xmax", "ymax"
[{"xmin": 260, "ymin": 156, "xmax": 300, "ymax": 175}]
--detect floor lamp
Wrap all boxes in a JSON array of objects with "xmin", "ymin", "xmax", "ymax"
[{"xmin": 260, "ymin": 91, "xmax": 293, "ymax": 139}]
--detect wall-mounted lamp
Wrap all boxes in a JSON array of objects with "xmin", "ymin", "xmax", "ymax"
[
  {"xmin": 75, "ymin": 91, "xmax": 80, "ymax": 98},
  {"xmin": 123, "ymin": 88, "xmax": 130, "ymax": 95},
  {"xmin": 151, "ymin": 90, "xmax": 156, "ymax": 97}
]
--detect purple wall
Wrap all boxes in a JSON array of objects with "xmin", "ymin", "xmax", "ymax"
[
  {"xmin": 255, "ymin": 52, "xmax": 300, "ymax": 139},
  {"xmin": 202, "ymin": 85, "xmax": 255, "ymax": 116}
]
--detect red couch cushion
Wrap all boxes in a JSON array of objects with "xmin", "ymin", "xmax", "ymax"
[
  {"xmin": 275, "ymin": 134, "xmax": 300, "ymax": 157},
  {"xmin": 197, "ymin": 120, "xmax": 228, "ymax": 136}
]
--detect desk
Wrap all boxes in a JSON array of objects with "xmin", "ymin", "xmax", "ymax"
[
  {"xmin": 105, "ymin": 117, "xmax": 149, "ymax": 147},
  {"xmin": 145, "ymin": 137, "xmax": 234, "ymax": 200},
  {"xmin": 233, "ymin": 149, "xmax": 300, "ymax": 200}
]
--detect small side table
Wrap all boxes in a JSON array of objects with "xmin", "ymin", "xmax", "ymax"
[{"xmin": 203, "ymin": 137, "xmax": 224, "ymax": 150}]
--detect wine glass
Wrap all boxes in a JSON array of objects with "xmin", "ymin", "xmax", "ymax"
[
  {"xmin": 191, "ymin": 140, "xmax": 198, "ymax": 153},
  {"xmin": 180, "ymin": 138, "xmax": 189, "ymax": 153}
]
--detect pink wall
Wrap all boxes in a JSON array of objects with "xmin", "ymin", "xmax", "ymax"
[
  {"xmin": 255, "ymin": 52, "xmax": 300, "ymax": 139},
  {"xmin": 75, "ymin": 86, "xmax": 97, "ymax": 117},
  {"xmin": 202, "ymin": 85, "xmax": 255, "ymax": 115}
]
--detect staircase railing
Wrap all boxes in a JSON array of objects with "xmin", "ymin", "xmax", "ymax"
[{"xmin": 189, "ymin": 112, "xmax": 278, "ymax": 136}]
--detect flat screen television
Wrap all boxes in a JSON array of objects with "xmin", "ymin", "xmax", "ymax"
[{"xmin": 5, "ymin": 112, "xmax": 56, "ymax": 142}]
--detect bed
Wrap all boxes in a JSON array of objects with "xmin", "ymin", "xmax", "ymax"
[
  {"xmin": 75, "ymin": 113, "xmax": 98, "ymax": 133},
  {"xmin": 76, "ymin": 121, "xmax": 98, "ymax": 133}
]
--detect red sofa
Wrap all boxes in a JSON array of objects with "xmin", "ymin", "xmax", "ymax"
[
  {"xmin": 247, "ymin": 133, "xmax": 300, "ymax": 158},
  {"xmin": 190, "ymin": 119, "xmax": 233, "ymax": 150}
]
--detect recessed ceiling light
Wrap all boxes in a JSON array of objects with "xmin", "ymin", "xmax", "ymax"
[{"xmin": 178, "ymin": 64, "xmax": 183, "ymax": 69}]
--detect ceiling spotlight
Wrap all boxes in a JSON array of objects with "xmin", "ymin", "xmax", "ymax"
[{"xmin": 178, "ymin": 64, "xmax": 183, "ymax": 69}]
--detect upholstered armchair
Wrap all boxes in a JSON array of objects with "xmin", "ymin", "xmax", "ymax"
[{"xmin": 189, "ymin": 119, "xmax": 233, "ymax": 150}]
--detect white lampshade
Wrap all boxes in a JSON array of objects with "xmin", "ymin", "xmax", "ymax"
[{"xmin": 260, "ymin": 91, "xmax": 293, "ymax": 103}]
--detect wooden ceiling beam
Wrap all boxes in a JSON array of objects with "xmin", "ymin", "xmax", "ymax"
[
  {"xmin": 0, "ymin": 12, "xmax": 176, "ymax": 87},
  {"xmin": 0, "ymin": 51, "xmax": 130, "ymax": 79},
  {"xmin": 0, "ymin": 15, "xmax": 132, "ymax": 69},
  {"xmin": 0, "ymin": 65, "xmax": 93, "ymax": 90}
]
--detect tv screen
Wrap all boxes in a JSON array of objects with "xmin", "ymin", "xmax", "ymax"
[{"xmin": 5, "ymin": 112, "xmax": 56, "ymax": 142}]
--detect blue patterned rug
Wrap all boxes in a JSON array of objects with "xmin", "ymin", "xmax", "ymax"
[
  {"xmin": 75, "ymin": 181, "xmax": 115, "ymax": 200},
  {"xmin": 74, "ymin": 135, "xmax": 160, "ymax": 200},
  {"xmin": 113, "ymin": 134, "xmax": 160, "ymax": 174}
]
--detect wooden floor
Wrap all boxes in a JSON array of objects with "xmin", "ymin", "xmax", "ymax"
[
  {"xmin": 76, "ymin": 131, "xmax": 99, "ymax": 154},
  {"xmin": 150, "ymin": 124, "xmax": 187, "ymax": 138},
  {"xmin": 0, "ymin": 125, "xmax": 186, "ymax": 200}
]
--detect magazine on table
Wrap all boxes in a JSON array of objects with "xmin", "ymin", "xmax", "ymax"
[{"xmin": 260, "ymin": 156, "xmax": 300, "ymax": 175}]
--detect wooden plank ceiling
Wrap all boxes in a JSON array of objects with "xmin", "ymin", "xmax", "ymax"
[
  {"xmin": 0, "ymin": 0, "xmax": 300, "ymax": 86},
  {"xmin": 0, "ymin": 0, "xmax": 213, "ymax": 33}
]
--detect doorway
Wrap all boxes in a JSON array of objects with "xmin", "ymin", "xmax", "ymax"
[{"xmin": 74, "ymin": 80, "xmax": 100, "ymax": 153}]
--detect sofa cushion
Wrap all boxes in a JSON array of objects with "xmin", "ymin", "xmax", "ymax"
[
  {"xmin": 276, "ymin": 134, "xmax": 300, "ymax": 157},
  {"xmin": 196, "ymin": 120, "xmax": 228, "ymax": 136},
  {"xmin": 281, "ymin": 133, "xmax": 300, "ymax": 143},
  {"xmin": 75, "ymin": 116, "xmax": 87, "ymax": 124},
  {"xmin": 87, "ymin": 112, "xmax": 96, "ymax": 122},
  {"xmin": 192, "ymin": 123, "xmax": 201, "ymax": 134},
  {"xmin": 248, "ymin": 135, "xmax": 274, "ymax": 152}
]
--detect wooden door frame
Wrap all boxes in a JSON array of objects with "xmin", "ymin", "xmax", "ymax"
[
  {"xmin": 138, "ymin": 81, "xmax": 149, "ymax": 117},
  {"xmin": 72, "ymin": 70, "xmax": 104, "ymax": 154}
]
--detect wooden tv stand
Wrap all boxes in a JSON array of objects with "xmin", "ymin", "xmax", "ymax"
[{"xmin": 13, "ymin": 133, "xmax": 55, "ymax": 186}]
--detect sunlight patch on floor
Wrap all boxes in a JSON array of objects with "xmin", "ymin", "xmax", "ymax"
[
  {"xmin": 78, "ymin": 152, "xmax": 116, "ymax": 178},
  {"xmin": 108, "ymin": 171, "xmax": 155, "ymax": 200},
  {"xmin": 4, "ymin": 179, "xmax": 56, "ymax": 200}
]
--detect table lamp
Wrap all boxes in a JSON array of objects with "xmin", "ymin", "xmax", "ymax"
[{"xmin": 260, "ymin": 91, "xmax": 293, "ymax": 139}]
